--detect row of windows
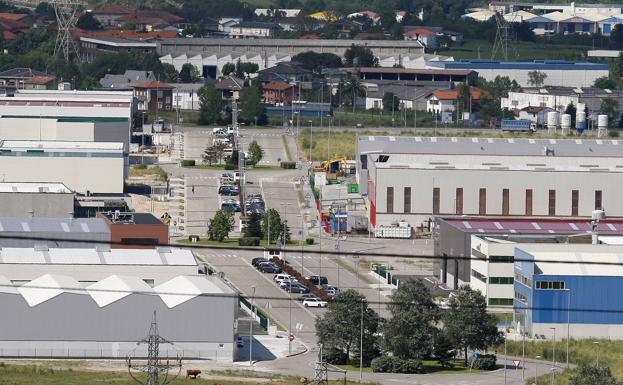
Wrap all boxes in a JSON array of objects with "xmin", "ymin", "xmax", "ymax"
[
  {"xmin": 514, "ymin": 291, "xmax": 528, "ymax": 304},
  {"xmin": 535, "ymin": 280, "xmax": 566, "ymax": 290},
  {"xmin": 385, "ymin": 187, "xmax": 603, "ymax": 215},
  {"xmin": 489, "ymin": 277, "xmax": 514, "ymax": 285},
  {"xmin": 471, "ymin": 269, "xmax": 487, "ymax": 283},
  {"xmin": 489, "ymin": 298, "xmax": 514, "ymax": 306},
  {"xmin": 470, "ymin": 248, "xmax": 513, "ymax": 263},
  {"xmin": 515, "ymin": 272, "xmax": 532, "ymax": 288}
]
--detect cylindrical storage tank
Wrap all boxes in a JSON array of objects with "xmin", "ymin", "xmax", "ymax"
[
  {"xmin": 561, "ymin": 114, "xmax": 571, "ymax": 130},
  {"xmin": 598, "ymin": 114, "xmax": 609, "ymax": 129},
  {"xmin": 547, "ymin": 111, "xmax": 558, "ymax": 129},
  {"xmin": 576, "ymin": 111, "xmax": 586, "ymax": 131}
]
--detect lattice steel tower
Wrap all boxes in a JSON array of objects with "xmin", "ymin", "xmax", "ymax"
[
  {"xmin": 127, "ymin": 312, "xmax": 182, "ymax": 385},
  {"xmin": 52, "ymin": 0, "xmax": 82, "ymax": 62}
]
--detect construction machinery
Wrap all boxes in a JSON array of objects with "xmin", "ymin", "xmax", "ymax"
[{"xmin": 313, "ymin": 156, "xmax": 348, "ymax": 178}]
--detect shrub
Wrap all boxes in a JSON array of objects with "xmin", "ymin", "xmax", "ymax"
[
  {"xmin": 371, "ymin": 356, "xmax": 424, "ymax": 374},
  {"xmin": 324, "ymin": 348, "xmax": 348, "ymax": 365},
  {"xmin": 238, "ymin": 237, "xmax": 260, "ymax": 246},
  {"xmin": 280, "ymin": 161, "xmax": 296, "ymax": 169},
  {"xmin": 224, "ymin": 164, "xmax": 236, "ymax": 170},
  {"xmin": 305, "ymin": 238, "xmax": 315, "ymax": 245},
  {"xmin": 473, "ymin": 354, "xmax": 497, "ymax": 371},
  {"xmin": 181, "ymin": 159, "xmax": 196, "ymax": 167},
  {"xmin": 134, "ymin": 164, "xmax": 147, "ymax": 169},
  {"xmin": 608, "ymin": 130, "xmax": 620, "ymax": 137}
]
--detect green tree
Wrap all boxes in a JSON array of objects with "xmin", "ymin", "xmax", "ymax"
[
  {"xmin": 601, "ymin": 97, "xmax": 620, "ymax": 128},
  {"xmin": 382, "ymin": 92, "xmax": 399, "ymax": 112},
  {"xmin": 162, "ymin": 63, "xmax": 179, "ymax": 83},
  {"xmin": 292, "ymin": 51, "xmax": 342, "ymax": 73},
  {"xmin": 609, "ymin": 53, "xmax": 623, "ymax": 87},
  {"xmin": 595, "ymin": 76, "xmax": 618, "ymax": 90},
  {"xmin": 239, "ymin": 86, "xmax": 267, "ymax": 125},
  {"xmin": 235, "ymin": 60, "xmax": 259, "ymax": 78},
  {"xmin": 247, "ymin": 140, "xmax": 263, "ymax": 165},
  {"xmin": 262, "ymin": 208, "xmax": 282, "ymax": 244},
  {"xmin": 570, "ymin": 365, "xmax": 621, "ymax": 385},
  {"xmin": 527, "ymin": 70, "xmax": 547, "ymax": 87},
  {"xmin": 344, "ymin": 44, "xmax": 378, "ymax": 67},
  {"xmin": 198, "ymin": 84, "xmax": 225, "ymax": 124},
  {"xmin": 179, "ymin": 63, "xmax": 200, "ymax": 83},
  {"xmin": 222, "ymin": 62, "xmax": 236, "ymax": 76},
  {"xmin": 315, "ymin": 290, "xmax": 380, "ymax": 365},
  {"xmin": 342, "ymin": 76, "xmax": 366, "ymax": 112},
  {"xmin": 208, "ymin": 209, "xmax": 233, "ymax": 241},
  {"xmin": 456, "ymin": 83, "xmax": 471, "ymax": 114},
  {"xmin": 611, "ymin": 24, "xmax": 623, "ymax": 50},
  {"xmin": 433, "ymin": 330, "xmax": 456, "ymax": 369},
  {"xmin": 243, "ymin": 212, "xmax": 263, "ymax": 238},
  {"xmin": 202, "ymin": 144, "xmax": 218, "ymax": 165},
  {"xmin": 76, "ymin": 12, "xmax": 102, "ymax": 30},
  {"xmin": 444, "ymin": 286, "xmax": 502, "ymax": 365},
  {"xmin": 381, "ymin": 279, "xmax": 438, "ymax": 359},
  {"xmin": 565, "ymin": 102, "xmax": 577, "ymax": 128},
  {"xmin": 280, "ymin": 221, "xmax": 291, "ymax": 244}
]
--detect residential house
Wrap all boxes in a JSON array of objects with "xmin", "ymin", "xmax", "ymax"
[
  {"xmin": 364, "ymin": 82, "xmax": 438, "ymax": 111},
  {"xmin": 346, "ymin": 11, "xmax": 380, "ymax": 24},
  {"xmin": 215, "ymin": 76, "xmax": 244, "ymax": 100},
  {"xmin": 228, "ymin": 21, "xmax": 282, "ymax": 38},
  {"xmin": 133, "ymin": 80, "xmax": 174, "ymax": 111},
  {"xmin": 258, "ymin": 62, "xmax": 313, "ymax": 84},
  {"xmin": 395, "ymin": 11, "xmax": 407, "ymax": 23},
  {"xmin": 99, "ymin": 70, "xmax": 155, "ymax": 90},
  {"xmin": 501, "ymin": 86, "xmax": 623, "ymax": 113},
  {"xmin": 331, "ymin": 19, "xmax": 362, "ymax": 39},
  {"xmin": 116, "ymin": 11, "xmax": 183, "ymax": 32},
  {"xmin": 0, "ymin": 68, "xmax": 54, "ymax": 94},
  {"xmin": 219, "ymin": 18, "xmax": 242, "ymax": 33},
  {"xmin": 404, "ymin": 28, "xmax": 438, "ymax": 49},
  {"xmin": 91, "ymin": 4, "xmax": 132, "ymax": 27},
  {"xmin": 262, "ymin": 81, "xmax": 301, "ymax": 105},
  {"xmin": 254, "ymin": 8, "xmax": 302, "ymax": 18},
  {"xmin": 426, "ymin": 86, "xmax": 482, "ymax": 113},
  {"xmin": 0, "ymin": 13, "xmax": 31, "ymax": 40},
  {"xmin": 513, "ymin": 105, "xmax": 556, "ymax": 127},
  {"xmin": 173, "ymin": 83, "xmax": 204, "ymax": 110}
]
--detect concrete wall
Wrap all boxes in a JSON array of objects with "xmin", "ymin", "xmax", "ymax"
[
  {"xmin": 473, "ymin": 68, "xmax": 608, "ymax": 87},
  {"xmin": 0, "ymin": 192, "xmax": 74, "ymax": 218},
  {"xmin": 433, "ymin": 218, "xmax": 471, "ymax": 288},
  {"xmin": 0, "ymin": 291, "xmax": 237, "ymax": 360},
  {"xmin": 0, "ymin": 155, "xmax": 125, "ymax": 194}
]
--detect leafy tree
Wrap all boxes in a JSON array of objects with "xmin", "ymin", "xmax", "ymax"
[
  {"xmin": 433, "ymin": 331, "xmax": 455, "ymax": 369},
  {"xmin": 527, "ymin": 70, "xmax": 547, "ymax": 87},
  {"xmin": 235, "ymin": 60, "xmax": 259, "ymax": 78},
  {"xmin": 595, "ymin": 76, "xmax": 618, "ymax": 90},
  {"xmin": 76, "ymin": 12, "xmax": 102, "ymax": 30},
  {"xmin": 262, "ymin": 208, "xmax": 282, "ymax": 244},
  {"xmin": 381, "ymin": 279, "xmax": 438, "ymax": 359},
  {"xmin": 222, "ymin": 62, "xmax": 236, "ymax": 76},
  {"xmin": 511, "ymin": 21, "xmax": 535, "ymax": 42},
  {"xmin": 202, "ymin": 142, "xmax": 226, "ymax": 165},
  {"xmin": 570, "ymin": 365, "xmax": 622, "ymax": 385},
  {"xmin": 382, "ymin": 92, "xmax": 399, "ymax": 112},
  {"xmin": 342, "ymin": 76, "xmax": 366, "ymax": 112},
  {"xmin": 344, "ymin": 44, "xmax": 378, "ymax": 67},
  {"xmin": 601, "ymin": 97, "xmax": 620, "ymax": 127},
  {"xmin": 611, "ymin": 24, "xmax": 623, "ymax": 50},
  {"xmin": 198, "ymin": 84, "xmax": 225, "ymax": 124},
  {"xmin": 280, "ymin": 221, "xmax": 292, "ymax": 244},
  {"xmin": 162, "ymin": 63, "xmax": 179, "ymax": 83},
  {"xmin": 443, "ymin": 286, "xmax": 502, "ymax": 365},
  {"xmin": 609, "ymin": 52, "xmax": 623, "ymax": 87},
  {"xmin": 565, "ymin": 102, "xmax": 577, "ymax": 128},
  {"xmin": 179, "ymin": 63, "xmax": 201, "ymax": 83},
  {"xmin": 456, "ymin": 83, "xmax": 471, "ymax": 114},
  {"xmin": 239, "ymin": 86, "xmax": 267, "ymax": 125},
  {"xmin": 292, "ymin": 51, "xmax": 342, "ymax": 73},
  {"xmin": 315, "ymin": 290, "xmax": 380, "ymax": 365},
  {"xmin": 243, "ymin": 212, "xmax": 263, "ymax": 238},
  {"xmin": 208, "ymin": 209, "xmax": 233, "ymax": 241},
  {"xmin": 247, "ymin": 140, "xmax": 263, "ymax": 165}
]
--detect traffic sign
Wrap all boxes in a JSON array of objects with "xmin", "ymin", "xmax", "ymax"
[
  {"xmin": 288, "ymin": 334, "xmax": 295, "ymax": 342},
  {"xmin": 513, "ymin": 360, "xmax": 521, "ymax": 368},
  {"xmin": 277, "ymin": 243, "xmax": 283, "ymax": 249}
]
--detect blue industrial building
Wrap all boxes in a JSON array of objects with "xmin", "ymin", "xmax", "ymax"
[
  {"xmin": 265, "ymin": 102, "xmax": 332, "ymax": 118},
  {"xmin": 513, "ymin": 244, "xmax": 623, "ymax": 339}
]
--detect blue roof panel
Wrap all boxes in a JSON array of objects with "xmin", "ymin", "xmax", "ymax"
[{"xmin": 427, "ymin": 60, "xmax": 608, "ymax": 71}]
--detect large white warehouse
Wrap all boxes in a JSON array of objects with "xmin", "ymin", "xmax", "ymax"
[{"xmin": 360, "ymin": 136, "xmax": 623, "ymax": 229}]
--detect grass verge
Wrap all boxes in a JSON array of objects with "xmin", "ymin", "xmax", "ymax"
[
  {"xmin": 128, "ymin": 165, "xmax": 168, "ymax": 181},
  {"xmin": 281, "ymin": 135, "xmax": 293, "ymax": 162},
  {"xmin": 333, "ymin": 256, "xmax": 375, "ymax": 285},
  {"xmin": 336, "ymin": 359, "xmax": 484, "ymax": 375},
  {"xmin": 178, "ymin": 237, "xmax": 304, "ymax": 247}
]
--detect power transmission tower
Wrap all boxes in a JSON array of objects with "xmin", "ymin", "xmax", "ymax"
[
  {"xmin": 127, "ymin": 312, "xmax": 182, "ymax": 385},
  {"xmin": 491, "ymin": 12, "xmax": 510, "ymax": 61},
  {"xmin": 311, "ymin": 344, "xmax": 328, "ymax": 385},
  {"xmin": 52, "ymin": 0, "xmax": 82, "ymax": 62}
]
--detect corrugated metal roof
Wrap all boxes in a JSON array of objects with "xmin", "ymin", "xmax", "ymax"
[
  {"xmin": 441, "ymin": 217, "xmax": 623, "ymax": 235},
  {"xmin": 87, "ymin": 275, "xmax": 153, "ymax": 307},
  {"xmin": 0, "ymin": 141, "xmax": 124, "ymax": 151},
  {"xmin": 0, "ymin": 183, "xmax": 73, "ymax": 193},
  {"xmin": 520, "ymin": 244, "xmax": 623, "ymax": 276},
  {"xmin": 154, "ymin": 275, "xmax": 235, "ymax": 308},
  {"xmin": 18, "ymin": 274, "xmax": 84, "ymax": 307}
]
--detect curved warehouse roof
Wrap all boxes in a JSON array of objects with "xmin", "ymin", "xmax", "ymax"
[{"xmin": 427, "ymin": 59, "xmax": 608, "ymax": 71}]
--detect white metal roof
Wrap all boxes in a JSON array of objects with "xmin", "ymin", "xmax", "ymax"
[
  {"xmin": 519, "ymin": 244, "xmax": 623, "ymax": 276},
  {"xmin": 18, "ymin": 274, "xmax": 84, "ymax": 307},
  {"xmin": 0, "ymin": 182, "xmax": 72, "ymax": 193},
  {"xmin": 86, "ymin": 275, "xmax": 153, "ymax": 307},
  {"xmin": 154, "ymin": 275, "xmax": 234, "ymax": 308},
  {"xmin": 0, "ymin": 140, "xmax": 124, "ymax": 151},
  {"xmin": 0, "ymin": 247, "xmax": 197, "ymax": 266},
  {"xmin": 0, "ymin": 274, "xmax": 18, "ymax": 294}
]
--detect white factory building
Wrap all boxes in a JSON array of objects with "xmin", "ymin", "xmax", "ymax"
[
  {"xmin": 0, "ymin": 141, "xmax": 125, "ymax": 194},
  {"xmin": 359, "ymin": 136, "xmax": 623, "ymax": 229}
]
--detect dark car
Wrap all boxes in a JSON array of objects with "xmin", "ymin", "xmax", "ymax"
[
  {"xmin": 282, "ymin": 282, "xmax": 310, "ymax": 294},
  {"xmin": 221, "ymin": 201, "xmax": 241, "ymax": 212},
  {"xmin": 307, "ymin": 275, "xmax": 329, "ymax": 286},
  {"xmin": 218, "ymin": 185, "xmax": 239, "ymax": 196},
  {"xmin": 258, "ymin": 262, "xmax": 282, "ymax": 274},
  {"xmin": 252, "ymin": 257, "xmax": 268, "ymax": 267}
]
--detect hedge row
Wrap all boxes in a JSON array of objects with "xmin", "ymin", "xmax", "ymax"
[
  {"xmin": 238, "ymin": 237, "xmax": 260, "ymax": 246},
  {"xmin": 270, "ymin": 257, "xmax": 331, "ymax": 302},
  {"xmin": 280, "ymin": 161, "xmax": 296, "ymax": 169},
  {"xmin": 473, "ymin": 354, "xmax": 497, "ymax": 370},
  {"xmin": 370, "ymin": 356, "xmax": 424, "ymax": 374}
]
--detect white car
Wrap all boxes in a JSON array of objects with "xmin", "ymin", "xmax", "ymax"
[
  {"xmin": 273, "ymin": 274, "xmax": 294, "ymax": 283},
  {"xmin": 303, "ymin": 298, "xmax": 328, "ymax": 308}
]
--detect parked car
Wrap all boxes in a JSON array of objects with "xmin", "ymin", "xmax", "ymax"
[
  {"xmin": 307, "ymin": 275, "xmax": 329, "ymax": 286},
  {"xmin": 298, "ymin": 294, "xmax": 319, "ymax": 302},
  {"xmin": 303, "ymin": 298, "xmax": 328, "ymax": 308},
  {"xmin": 252, "ymin": 257, "xmax": 268, "ymax": 267},
  {"xmin": 221, "ymin": 200, "xmax": 241, "ymax": 212},
  {"xmin": 218, "ymin": 185, "xmax": 239, "ymax": 196},
  {"xmin": 282, "ymin": 282, "xmax": 309, "ymax": 294},
  {"xmin": 279, "ymin": 279, "xmax": 301, "ymax": 289},
  {"xmin": 273, "ymin": 274, "xmax": 294, "ymax": 283},
  {"xmin": 257, "ymin": 262, "xmax": 282, "ymax": 273},
  {"xmin": 321, "ymin": 285, "xmax": 339, "ymax": 297}
]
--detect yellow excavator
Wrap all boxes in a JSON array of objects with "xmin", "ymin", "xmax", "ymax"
[{"xmin": 314, "ymin": 156, "xmax": 348, "ymax": 174}]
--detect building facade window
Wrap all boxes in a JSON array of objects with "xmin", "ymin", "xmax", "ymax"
[
  {"xmin": 404, "ymin": 187, "xmax": 411, "ymax": 213},
  {"xmin": 387, "ymin": 187, "xmax": 394, "ymax": 213},
  {"xmin": 455, "ymin": 187, "xmax": 463, "ymax": 214},
  {"xmin": 572, "ymin": 190, "xmax": 579, "ymax": 216},
  {"xmin": 479, "ymin": 188, "xmax": 486, "ymax": 215},
  {"xmin": 489, "ymin": 298, "xmax": 514, "ymax": 306},
  {"xmin": 536, "ymin": 280, "xmax": 565, "ymax": 290},
  {"xmin": 514, "ymin": 291, "xmax": 528, "ymax": 304},
  {"xmin": 502, "ymin": 188, "xmax": 509, "ymax": 215},
  {"xmin": 490, "ymin": 255, "xmax": 514, "ymax": 263},
  {"xmin": 525, "ymin": 189, "xmax": 533, "ymax": 215},
  {"xmin": 489, "ymin": 277, "xmax": 514, "ymax": 284},
  {"xmin": 548, "ymin": 189, "xmax": 556, "ymax": 215},
  {"xmin": 515, "ymin": 272, "xmax": 532, "ymax": 288},
  {"xmin": 471, "ymin": 248, "xmax": 487, "ymax": 260},
  {"xmin": 471, "ymin": 269, "xmax": 487, "ymax": 283},
  {"xmin": 433, "ymin": 187, "xmax": 440, "ymax": 214},
  {"xmin": 595, "ymin": 190, "xmax": 603, "ymax": 210}
]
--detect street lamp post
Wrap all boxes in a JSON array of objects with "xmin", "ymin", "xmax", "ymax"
[
  {"xmin": 593, "ymin": 341, "xmax": 601, "ymax": 366},
  {"xmin": 308, "ymin": 120, "xmax": 313, "ymax": 162},
  {"xmin": 550, "ymin": 327, "xmax": 556, "ymax": 385},
  {"xmin": 250, "ymin": 286, "xmax": 256, "ymax": 367},
  {"xmin": 534, "ymin": 355, "xmax": 542, "ymax": 385}
]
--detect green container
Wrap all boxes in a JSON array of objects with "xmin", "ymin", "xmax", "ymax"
[{"xmin": 347, "ymin": 183, "xmax": 359, "ymax": 193}]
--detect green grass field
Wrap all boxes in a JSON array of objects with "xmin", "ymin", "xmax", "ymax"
[
  {"xmin": 441, "ymin": 39, "xmax": 590, "ymax": 61},
  {"xmin": 336, "ymin": 359, "xmax": 485, "ymax": 375}
]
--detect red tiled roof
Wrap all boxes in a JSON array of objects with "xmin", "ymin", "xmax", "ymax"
[
  {"xmin": 117, "ymin": 11, "xmax": 182, "ymax": 24},
  {"xmin": 0, "ymin": 13, "xmax": 28, "ymax": 21},
  {"xmin": 430, "ymin": 86, "xmax": 482, "ymax": 101},
  {"xmin": 133, "ymin": 80, "xmax": 174, "ymax": 89},
  {"xmin": 405, "ymin": 28, "xmax": 435, "ymax": 37},
  {"xmin": 2, "ymin": 30, "xmax": 15, "ymax": 40},
  {"xmin": 263, "ymin": 81, "xmax": 293, "ymax": 91},
  {"xmin": 0, "ymin": 18, "xmax": 28, "ymax": 31},
  {"xmin": 27, "ymin": 75, "xmax": 55, "ymax": 85},
  {"xmin": 92, "ymin": 4, "xmax": 133, "ymax": 15},
  {"xmin": 74, "ymin": 28, "xmax": 178, "ymax": 39}
]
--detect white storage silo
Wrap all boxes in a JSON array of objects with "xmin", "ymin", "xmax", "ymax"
[
  {"xmin": 576, "ymin": 111, "xmax": 586, "ymax": 132},
  {"xmin": 547, "ymin": 111, "xmax": 558, "ymax": 134},
  {"xmin": 598, "ymin": 114, "xmax": 609, "ymax": 138}
]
